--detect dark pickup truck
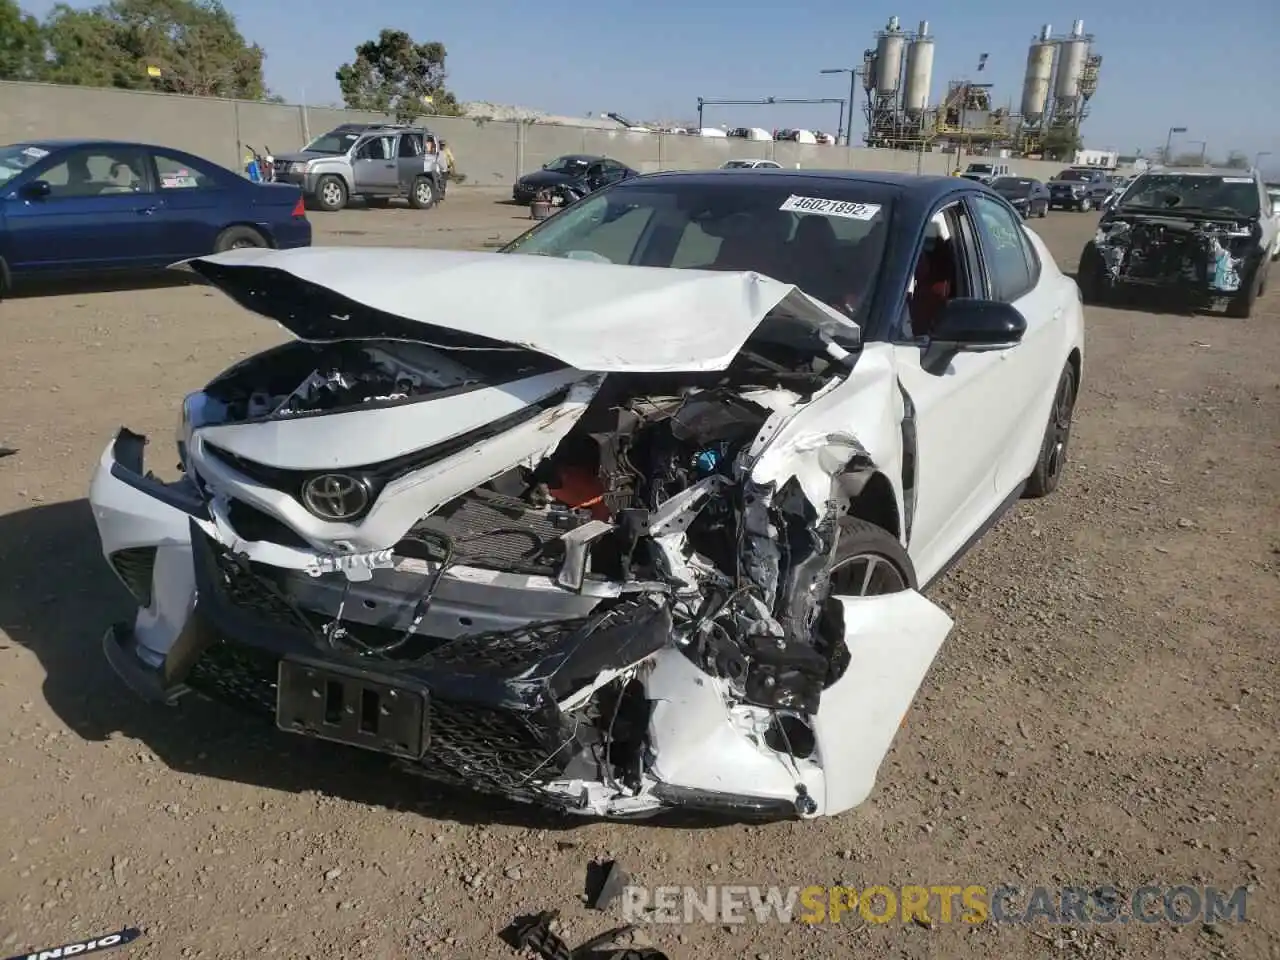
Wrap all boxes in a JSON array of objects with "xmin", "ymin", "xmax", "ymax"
[{"xmin": 1048, "ymin": 167, "xmax": 1113, "ymax": 212}]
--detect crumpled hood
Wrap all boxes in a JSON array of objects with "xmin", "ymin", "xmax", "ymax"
[{"xmin": 177, "ymin": 247, "xmax": 860, "ymax": 374}]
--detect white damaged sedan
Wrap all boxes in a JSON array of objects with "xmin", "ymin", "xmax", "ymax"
[{"xmin": 89, "ymin": 171, "xmax": 1083, "ymax": 820}]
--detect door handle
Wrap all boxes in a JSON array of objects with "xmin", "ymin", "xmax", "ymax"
[
  {"xmin": 137, "ymin": 205, "xmax": 161, "ymax": 215},
  {"xmin": 385, "ymin": 163, "xmax": 395, "ymax": 169}
]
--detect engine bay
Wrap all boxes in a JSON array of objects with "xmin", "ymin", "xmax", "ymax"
[{"xmin": 1094, "ymin": 216, "xmax": 1254, "ymax": 291}]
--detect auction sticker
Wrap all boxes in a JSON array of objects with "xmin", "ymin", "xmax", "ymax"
[
  {"xmin": 3, "ymin": 926, "xmax": 141, "ymax": 960},
  {"xmin": 1221, "ymin": 177, "xmax": 1253, "ymax": 183},
  {"xmin": 779, "ymin": 195, "xmax": 881, "ymax": 220}
]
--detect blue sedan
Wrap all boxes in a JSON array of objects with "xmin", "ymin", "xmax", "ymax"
[{"xmin": 0, "ymin": 139, "xmax": 311, "ymax": 291}]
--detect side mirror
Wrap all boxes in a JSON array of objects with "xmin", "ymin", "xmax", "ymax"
[
  {"xmin": 19, "ymin": 179, "xmax": 51, "ymax": 200},
  {"xmin": 923, "ymin": 298, "xmax": 1026, "ymax": 369}
]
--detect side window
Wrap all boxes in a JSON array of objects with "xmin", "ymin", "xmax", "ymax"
[
  {"xmin": 37, "ymin": 148, "xmax": 150, "ymax": 197},
  {"xmin": 397, "ymin": 134, "xmax": 423, "ymax": 158},
  {"xmin": 586, "ymin": 163, "xmax": 604, "ymax": 181},
  {"xmin": 153, "ymin": 152, "xmax": 215, "ymax": 190},
  {"xmin": 901, "ymin": 202, "xmax": 977, "ymax": 339},
  {"xmin": 971, "ymin": 194, "xmax": 1036, "ymax": 302},
  {"xmin": 355, "ymin": 137, "xmax": 390, "ymax": 161}
]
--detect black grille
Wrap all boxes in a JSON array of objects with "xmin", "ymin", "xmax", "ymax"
[
  {"xmin": 110, "ymin": 547, "xmax": 157, "ymax": 607},
  {"xmin": 185, "ymin": 641, "xmax": 560, "ymax": 790},
  {"xmin": 408, "ymin": 488, "xmax": 587, "ymax": 575},
  {"xmin": 427, "ymin": 618, "xmax": 579, "ymax": 673},
  {"xmin": 208, "ymin": 541, "xmax": 309, "ymax": 631}
]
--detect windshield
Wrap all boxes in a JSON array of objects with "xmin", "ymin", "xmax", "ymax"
[
  {"xmin": 0, "ymin": 143, "xmax": 50, "ymax": 184},
  {"xmin": 501, "ymin": 179, "xmax": 892, "ymax": 325},
  {"xmin": 1117, "ymin": 174, "xmax": 1260, "ymax": 217},
  {"xmin": 1055, "ymin": 169, "xmax": 1093, "ymax": 182},
  {"xmin": 543, "ymin": 156, "xmax": 593, "ymax": 176},
  {"xmin": 992, "ymin": 177, "xmax": 1033, "ymax": 195},
  {"xmin": 302, "ymin": 132, "xmax": 360, "ymax": 154},
  {"xmin": 966, "ymin": 164, "xmax": 993, "ymax": 174}
]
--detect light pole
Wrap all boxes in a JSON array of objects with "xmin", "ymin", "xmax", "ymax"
[
  {"xmin": 1163, "ymin": 126, "xmax": 1187, "ymax": 164},
  {"xmin": 1187, "ymin": 140, "xmax": 1206, "ymax": 165},
  {"xmin": 820, "ymin": 67, "xmax": 860, "ymax": 146}
]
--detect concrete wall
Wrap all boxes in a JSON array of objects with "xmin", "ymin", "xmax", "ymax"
[{"xmin": 0, "ymin": 80, "xmax": 1079, "ymax": 184}]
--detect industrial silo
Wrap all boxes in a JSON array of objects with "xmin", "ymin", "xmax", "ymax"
[
  {"xmin": 1054, "ymin": 19, "xmax": 1089, "ymax": 101},
  {"xmin": 902, "ymin": 21, "xmax": 935, "ymax": 117},
  {"xmin": 874, "ymin": 16, "xmax": 907, "ymax": 95},
  {"xmin": 1020, "ymin": 25, "xmax": 1054, "ymax": 123}
]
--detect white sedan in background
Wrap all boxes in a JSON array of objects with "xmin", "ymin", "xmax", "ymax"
[{"xmin": 721, "ymin": 159, "xmax": 782, "ymax": 169}]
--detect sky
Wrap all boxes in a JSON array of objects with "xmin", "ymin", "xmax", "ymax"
[{"xmin": 20, "ymin": 0, "xmax": 1280, "ymax": 169}]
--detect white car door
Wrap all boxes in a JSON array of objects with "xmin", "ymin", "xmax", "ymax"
[
  {"xmin": 967, "ymin": 193, "xmax": 1068, "ymax": 495},
  {"xmin": 891, "ymin": 200, "xmax": 1024, "ymax": 584}
]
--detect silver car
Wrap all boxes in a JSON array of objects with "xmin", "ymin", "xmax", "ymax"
[{"xmin": 272, "ymin": 123, "xmax": 444, "ymax": 212}]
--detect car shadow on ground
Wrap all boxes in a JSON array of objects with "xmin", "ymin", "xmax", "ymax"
[
  {"xmin": 0, "ymin": 498, "xmax": 754, "ymax": 831},
  {"xmin": 3, "ymin": 271, "xmax": 197, "ymax": 299},
  {"xmin": 1065, "ymin": 272, "xmax": 1209, "ymax": 317}
]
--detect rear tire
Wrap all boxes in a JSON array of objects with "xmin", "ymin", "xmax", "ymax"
[
  {"xmin": 1024, "ymin": 364, "xmax": 1077, "ymax": 499},
  {"xmin": 213, "ymin": 226, "xmax": 267, "ymax": 253},
  {"xmin": 314, "ymin": 175, "xmax": 347, "ymax": 212},
  {"xmin": 409, "ymin": 176, "xmax": 436, "ymax": 210}
]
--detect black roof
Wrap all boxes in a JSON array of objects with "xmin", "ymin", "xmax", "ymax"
[{"xmin": 630, "ymin": 168, "xmax": 973, "ymax": 205}]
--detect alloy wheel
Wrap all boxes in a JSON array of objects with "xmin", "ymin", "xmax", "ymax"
[
  {"xmin": 829, "ymin": 553, "xmax": 909, "ymax": 596},
  {"xmin": 1044, "ymin": 374, "xmax": 1076, "ymax": 483}
]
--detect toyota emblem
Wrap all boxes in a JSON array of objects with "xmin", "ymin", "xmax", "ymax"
[{"xmin": 301, "ymin": 473, "xmax": 369, "ymax": 521}]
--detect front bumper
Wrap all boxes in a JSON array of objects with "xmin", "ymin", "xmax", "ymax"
[
  {"xmin": 89, "ymin": 427, "xmax": 954, "ymax": 820},
  {"xmin": 513, "ymin": 182, "xmax": 538, "ymax": 203}
]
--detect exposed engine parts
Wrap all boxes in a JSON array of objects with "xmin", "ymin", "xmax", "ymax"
[{"xmin": 1093, "ymin": 217, "xmax": 1251, "ymax": 292}]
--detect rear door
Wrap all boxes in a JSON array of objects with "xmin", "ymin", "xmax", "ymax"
[
  {"xmin": 2, "ymin": 145, "xmax": 167, "ymax": 272},
  {"xmin": 147, "ymin": 149, "xmax": 236, "ymax": 259},
  {"xmin": 396, "ymin": 132, "xmax": 425, "ymax": 191}
]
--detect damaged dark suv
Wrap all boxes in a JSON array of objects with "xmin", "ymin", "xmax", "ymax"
[{"xmin": 1077, "ymin": 169, "xmax": 1276, "ymax": 317}]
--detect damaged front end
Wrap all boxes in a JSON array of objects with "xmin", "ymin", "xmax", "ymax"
[
  {"xmin": 1091, "ymin": 213, "xmax": 1260, "ymax": 309},
  {"xmin": 89, "ymin": 249, "xmax": 953, "ymax": 820}
]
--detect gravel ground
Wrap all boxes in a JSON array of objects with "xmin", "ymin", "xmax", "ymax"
[{"xmin": 0, "ymin": 188, "xmax": 1277, "ymax": 960}]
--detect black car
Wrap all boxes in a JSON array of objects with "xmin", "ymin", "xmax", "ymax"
[
  {"xmin": 512, "ymin": 154, "xmax": 636, "ymax": 204},
  {"xmin": 1076, "ymin": 169, "xmax": 1273, "ymax": 318},
  {"xmin": 990, "ymin": 176, "xmax": 1049, "ymax": 219},
  {"xmin": 1047, "ymin": 167, "xmax": 1112, "ymax": 211}
]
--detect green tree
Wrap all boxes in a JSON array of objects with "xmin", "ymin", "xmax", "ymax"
[
  {"xmin": 1040, "ymin": 126, "xmax": 1083, "ymax": 162},
  {"xmin": 42, "ymin": 0, "xmax": 265, "ymax": 98},
  {"xmin": 0, "ymin": 0, "xmax": 46, "ymax": 80},
  {"xmin": 336, "ymin": 30, "xmax": 461, "ymax": 121}
]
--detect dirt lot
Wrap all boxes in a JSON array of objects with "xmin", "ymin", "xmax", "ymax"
[{"xmin": 1, "ymin": 188, "xmax": 1277, "ymax": 960}]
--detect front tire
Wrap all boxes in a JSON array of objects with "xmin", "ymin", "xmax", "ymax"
[
  {"xmin": 1038, "ymin": 202, "xmax": 1048, "ymax": 219},
  {"xmin": 1023, "ymin": 364, "xmax": 1077, "ymax": 499},
  {"xmin": 1076, "ymin": 242, "xmax": 1106, "ymax": 305},
  {"xmin": 828, "ymin": 518, "xmax": 918, "ymax": 595},
  {"xmin": 1078, "ymin": 197, "xmax": 1093, "ymax": 212},
  {"xmin": 314, "ymin": 175, "xmax": 348, "ymax": 212},
  {"xmin": 1225, "ymin": 266, "xmax": 1260, "ymax": 318}
]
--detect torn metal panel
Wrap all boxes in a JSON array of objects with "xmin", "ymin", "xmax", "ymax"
[{"xmin": 1093, "ymin": 215, "xmax": 1252, "ymax": 292}]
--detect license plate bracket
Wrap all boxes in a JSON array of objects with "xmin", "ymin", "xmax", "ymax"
[{"xmin": 276, "ymin": 658, "xmax": 428, "ymax": 759}]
